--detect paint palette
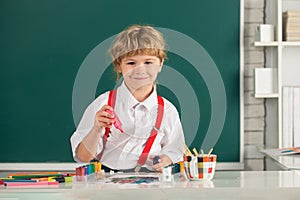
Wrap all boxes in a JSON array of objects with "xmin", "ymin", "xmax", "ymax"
[{"xmin": 107, "ymin": 173, "xmax": 159, "ymax": 185}]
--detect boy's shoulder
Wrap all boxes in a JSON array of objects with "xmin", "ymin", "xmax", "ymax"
[
  {"xmin": 93, "ymin": 90, "xmax": 110, "ymax": 104},
  {"xmin": 160, "ymin": 96, "xmax": 179, "ymax": 113}
]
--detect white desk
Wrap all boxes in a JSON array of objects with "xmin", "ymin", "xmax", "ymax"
[
  {"xmin": 261, "ymin": 148, "xmax": 300, "ymax": 170},
  {"xmin": 1, "ymin": 171, "xmax": 300, "ymax": 199}
]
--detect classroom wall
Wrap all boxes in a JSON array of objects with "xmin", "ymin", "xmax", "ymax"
[{"xmin": 243, "ymin": 0, "xmax": 265, "ymax": 170}]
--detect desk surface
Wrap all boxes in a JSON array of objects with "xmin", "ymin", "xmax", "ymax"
[
  {"xmin": 261, "ymin": 148, "xmax": 300, "ymax": 170},
  {"xmin": 1, "ymin": 171, "xmax": 300, "ymax": 200}
]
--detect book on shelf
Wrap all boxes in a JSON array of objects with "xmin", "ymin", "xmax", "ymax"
[
  {"xmin": 284, "ymin": 29, "xmax": 300, "ymax": 34},
  {"xmin": 284, "ymin": 35, "xmax": 300, "ymax": 41},
  {"xmin": 283, "ymin": 87, "xmax": 294, "ymax": 148},
  {"xmin": 284, "ymin": 23, "xmax": 300, "ymax": 30},
  {"xmin": 283, "ymin": 18, "xmax": 300, "ymax": 24},
  {"xmin": 283, "ymin": 10, "xmax": 300, "ymax": 18},
  {"xmin": 283, "ymin": 10, "xmax": 300, "ymax": 41},
  {"xmin": 284, "ymin": 33, "xmax": 300, "ymax": 37},
  {"xmin": 283, "ymin": 86, "xmax": 300, "ymax": 148},
  {"xmin": 284, "ymin": 37, "xmax": 300, "ymax": 41},
  {"xmin": 294, "ymin": 87, "xmax": 300, "ymax": 147}
]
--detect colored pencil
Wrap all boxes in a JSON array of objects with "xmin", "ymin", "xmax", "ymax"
[
  {"xmin": 31, "ymin": 177, "xmax": 53, "ymax": 181},
  {"xmin": 201, "ymin": 149, "xmax": 205, "ymax": 157},
  {"xmin": 208, "ymin": 148, "xmax": 214, "ymax": 156},
  {"xmin": 192, "ymin": 148, "xmax": 199, "ymax": 156},
  {"xmin": 184, "ymin": 144, "xmax": 192, "ymax": 156},
  {"xmin": 9, "ymin": 174, "xmax": 63, "ymax": 179},
  {"xmin": 4, "ymin": 179, "xmax": 38, "ymax": 183},
  {"xmin": 7, "ymin": 172, "xmax": 61, "ymax": 177},
  {"xmin": 4, "ymin": 181, "xmax": 58, "ymax": 187}
]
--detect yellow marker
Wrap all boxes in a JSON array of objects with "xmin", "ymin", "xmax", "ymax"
[
  {"xmin": 64, "ymin": 176, "xmax": 73, "ymax": 183},
  {"xmin": 48, "ymin": 177, "xmax": 56, "ymax": 182},
  {"xmin": 178, "ymin": 162, "xmax": 185, "ymax": 172}
]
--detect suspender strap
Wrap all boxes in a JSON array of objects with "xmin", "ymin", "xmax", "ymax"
[
  {"xmin": 96, "ymin": 90, "xmax": 164, "ymax": 168},
  {"xmin": 136, "ymin": 95, "xmax": 164, "ymax": 167},
  {"xmin": 96, "ymin": 90, "xmax": 117, "ymax": 161}
]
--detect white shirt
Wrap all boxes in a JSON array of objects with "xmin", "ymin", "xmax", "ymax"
[{"xmin": 70, "ymin": 82, "xmax": 185, "ymax": 170}]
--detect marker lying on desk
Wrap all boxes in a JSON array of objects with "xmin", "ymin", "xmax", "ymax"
[
  {"xmin": 4, "ymin": 179, "xmax": 38, "ymax": 183},
  {"xmin": 9, "ymin": 174, "xmax": 64, "ymax": 179},
  {"xmin": 7, "ymin": 172, "xmax": 61, "ymax": 177},
  {"xmin": 4, "ymin": 181, "xmax": 59, "ymax": 187},
  {"xmin": 106, "ymin": 109, "xmax": 124, "ymax": 133}
]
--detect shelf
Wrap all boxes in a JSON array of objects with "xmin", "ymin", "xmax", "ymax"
[
  {"xmin": 254, "ymin": 0, "xmax": 300, "ymax": 150},
  {"xmin": 282, "ymin": 42, "xmax": 300, "ymax": 47},
  {"xmin": 254, "ymin": 41, "xmax": 279, "ymax": 46},
  {"xmin": 254, "ymin": 93, "xmax": 279, "ymax": 98},
  {"xmin": 254, "ymin": 41, "xmax": 300, "ymax": 47}
]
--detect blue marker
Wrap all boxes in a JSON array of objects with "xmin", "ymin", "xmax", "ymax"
[
  {"xmin": 153, "ymin": 155, "xmax": 160, "ymax": 165},
  {"xmin": 281, "ymin": 149, "xmax": 293, "ymax": 153},
  {"xmin": 4, "ymin": 179, "xmax": 38, "ymax": 183}
]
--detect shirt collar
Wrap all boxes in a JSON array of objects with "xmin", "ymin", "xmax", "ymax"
[{"xmin": 118, "ymin": 81, "xmax": 158, "ymax": 111}]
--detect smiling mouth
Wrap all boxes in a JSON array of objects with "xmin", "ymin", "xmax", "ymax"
[{"xmin": 132, "ymin": 77, "xmax": 148, "ymax": 80}]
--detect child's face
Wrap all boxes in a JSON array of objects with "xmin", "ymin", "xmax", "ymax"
[{"xmin": 119, "ymin": 54, "xmax": 163, "ymax": 92}]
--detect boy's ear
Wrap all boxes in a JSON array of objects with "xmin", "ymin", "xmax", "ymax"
[
  {"xmin": 158, "ymin": 59, "xmax": 164, "ymax": 72},
  {"xmin": 116, "ymin": 65, "xmax": 122, "ymax": 73}
]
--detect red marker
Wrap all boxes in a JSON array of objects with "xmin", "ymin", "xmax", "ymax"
[{"xmin": 106, "ymin": 110, "xmax": 124, "ymax": 133}]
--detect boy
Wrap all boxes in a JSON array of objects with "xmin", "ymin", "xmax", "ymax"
[{"xmin": 70, "ymin": 25, "xmax": 185, "ymax": 172}]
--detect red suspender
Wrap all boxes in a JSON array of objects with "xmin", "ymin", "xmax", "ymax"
[
  {"xmin": 96, "ymin": 90, "xmax": 164, "ymax": 169},
  {"xmin": 96, "ymin": 90, "xmax": 117, "ymax": 161},
  {"xmin": 136, "ymin": 95, "xmax": 164, "ymax": 167}
]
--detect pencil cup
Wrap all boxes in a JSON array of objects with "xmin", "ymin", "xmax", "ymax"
[{"xmin": 183, "ymin": 154, "xmax": 217, "ymax": 180}]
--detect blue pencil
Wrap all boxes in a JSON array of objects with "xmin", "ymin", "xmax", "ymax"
[{"xmin": 4, "ymin": 179, "xmax": 38, "ymax": 183}]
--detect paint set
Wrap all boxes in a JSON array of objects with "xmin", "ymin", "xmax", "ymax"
[{"xmin": 74, "ymin": 161, "xmax": 105, "ymax": 183}]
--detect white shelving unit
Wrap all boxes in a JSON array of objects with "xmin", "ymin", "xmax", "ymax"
[{"xmin": 254, "ymin": 0, "xmax": 300, "ymax": 148}]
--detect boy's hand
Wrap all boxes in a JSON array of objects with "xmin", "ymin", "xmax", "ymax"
[
  {"xmin": 94, "ymin": 105, "xmax": 115, "ymax": 130},
  {"xmin": 152, "ymin": 154, "xmax": 172, "ymax": 172}
]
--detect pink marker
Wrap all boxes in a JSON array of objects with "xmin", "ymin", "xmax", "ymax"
[
  {"xmin": 4, "ymin": 181, "xmax": 59, "ymax": 187},
  {"xmin": 106, "ymin": 110, "xmax": 124, "ymax": 133}
]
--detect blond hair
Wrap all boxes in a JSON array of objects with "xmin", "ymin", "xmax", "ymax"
[{"xmin": 109, "ymin": 25, "xmax": 167, "ymax": 80}]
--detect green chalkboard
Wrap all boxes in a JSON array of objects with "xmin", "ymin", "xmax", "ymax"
[{"xmin": 0, "ymin": 0, "xmax": 241, "ymax": 163}]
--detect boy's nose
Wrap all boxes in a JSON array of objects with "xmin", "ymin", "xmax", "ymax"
[{"xmin": 134, "ymin": 64, "xmax": 146, "ymax": 73}]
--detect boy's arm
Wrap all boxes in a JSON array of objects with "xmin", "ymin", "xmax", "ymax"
[
  {"xmin": 76, "ymin": 125, "xmax": 104, "ymax": 162},
  {"xmin": 160, "ymin": 105, "xmax": 185, "ymax": 163}
]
